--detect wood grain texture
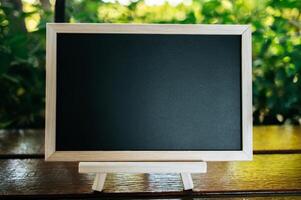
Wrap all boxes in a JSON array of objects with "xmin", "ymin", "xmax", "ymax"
[
  {"xmin": 254, "ymin": 126, "xmax": 301, "ymax": 152},
  {"xmin": 79, "ymin": 162, "xmax": 207, "ymax": 173},
  {"xmin": 45, "ymin": 23, "xmax": 57, "ymax": 160},
  {"xmin": 1, "ymin": 154, "xmax": 300, "ymax": 197},
  {"xmin": 47, "ymin": 23, "xmax": 249, "ymax": 34},
  {"xmin": 1, "ymin": 126, "xmax": 300, "ymax": 157},
  {"xmin": 241, "ymin": 25, "xmax": 253, "ymax": 161},
  {"xmin": 0, "ymin": 130, "xmax": 44, "ymax": 156}
]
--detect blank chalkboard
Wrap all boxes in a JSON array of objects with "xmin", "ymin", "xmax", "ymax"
[{"xmin": 45, "ymin": 24, "xmax": 252, "ymax": 161}]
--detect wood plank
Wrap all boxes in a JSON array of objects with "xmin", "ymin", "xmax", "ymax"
[
  {"xmin": 0, "ymin": 126, "xmax": 300, "ymax": 157},
  {"xmin": 1, "ymin": 154, "xmax": 300, "ymax": 197},
  {"xmin": 0, "ymin": 130, "xmax": 44, "ymax": 156},
  {"xmin": 254, "ymin": 126, "xmax": 301, "ymax": 152},
  {"xmin": 79, "ymin": 162, "xmax": 207, "ymax": 173},
  {"xmin": 47, "ymin": 23, "xmax": 249, "ymax": 34}
]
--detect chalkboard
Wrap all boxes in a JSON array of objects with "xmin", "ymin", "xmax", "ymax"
[{"xmin": 45, "ymin": 24, "xmax": 252, "ymax": 161}]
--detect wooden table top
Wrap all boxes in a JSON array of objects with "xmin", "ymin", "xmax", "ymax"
[{"xmin": 0, "ymin": 126, "xmax": 301, "ymax": 199}]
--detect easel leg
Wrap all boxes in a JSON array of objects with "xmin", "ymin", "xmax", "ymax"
[
  {"xmin": 92, "ymin": 173, "xmax": 107, "ymax": 192},
  {"xmin": 79, "ymin": 162, "xmax": 206, "ymax": 192},
  {"xmin": 180, "ymin": 173, "xmax": 194, "ymax": 190}
]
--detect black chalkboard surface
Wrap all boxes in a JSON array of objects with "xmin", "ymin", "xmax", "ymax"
[{"xmin": 55, "ymin": 33, "xmax": 242, "ymax": 151}]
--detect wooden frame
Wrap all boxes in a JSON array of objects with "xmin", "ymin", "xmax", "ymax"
[{"xmin": 45, "ymin": 23, "xmax": 252, "ymax": 162}]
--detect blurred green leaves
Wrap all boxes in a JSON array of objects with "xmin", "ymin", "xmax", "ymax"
[
  {"xmin": 0, "ymin": 0, "xmax": 50, "ymax": 128},
  {"xmin": 0, "ymin": 0, "xmax": 300, "ymax": 128}
]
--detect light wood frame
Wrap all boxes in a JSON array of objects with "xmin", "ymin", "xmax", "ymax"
[{"xmin": 45, "ymin": 23, "xmax": 252, "ymax": 162}]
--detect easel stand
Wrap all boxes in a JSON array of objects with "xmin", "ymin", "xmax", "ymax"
[{"xmin": 79, "ymin": 162, "xmax": 207, "ymax": 192}]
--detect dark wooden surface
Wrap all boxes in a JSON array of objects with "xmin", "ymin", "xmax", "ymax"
[
  {"xmin": 1, "ymin": 155, "xmax": 301, "ymax": 196},
  {"xmin": 1, "ymin": 126, "xmax": 301, "ymax": 199},
  {"xmin": 1, "ymin": 126, "xmax": 300, "ymax": 156},
  {"xmin": 0, "ymin": 130, "xmax": 44, "ymax": 158}
]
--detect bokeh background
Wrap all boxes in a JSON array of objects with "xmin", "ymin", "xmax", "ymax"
[{"xmin": 0, "ymin": 0, "xmax": 300, "ymax": 128}]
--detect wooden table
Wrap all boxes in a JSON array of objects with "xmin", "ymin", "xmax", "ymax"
[{"xmin": 1, "ymin": 126, "xmax": 301, "ymax": 199}]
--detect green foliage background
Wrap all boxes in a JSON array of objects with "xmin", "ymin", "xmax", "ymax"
[{"xmin": 0, "ymin": 0, "xmax": 300, "ymax": 128}]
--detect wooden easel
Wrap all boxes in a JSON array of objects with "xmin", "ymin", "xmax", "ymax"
[{"xmin": 79, "ymin": 162, "xmax": 207, "ymax": 192}]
